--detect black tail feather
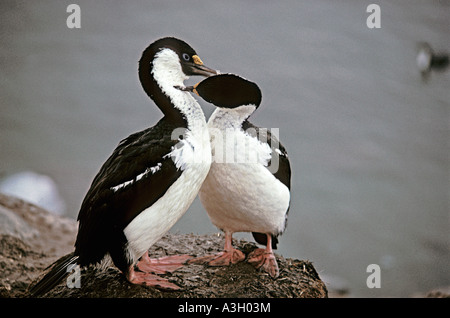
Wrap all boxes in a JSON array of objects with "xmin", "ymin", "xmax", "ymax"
[
  {"xmin": 28, "ymin": 252, "xmax": 79, "ymax": 297},
  {"xmin": 252, "ymin": 232, "xmax": 278, "ymax": 249}
]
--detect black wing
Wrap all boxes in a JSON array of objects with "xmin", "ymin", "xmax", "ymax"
[
  {"xmin": 74, "ymin": 118, "xmax": 183, "ymax": 265},
  {"xmin": 242, "ymin": 120, "xmax": 291, "ymax": 249},
  {"xmin": 242, "ymin": 121, "xmax": 291, "ymax": 190}
]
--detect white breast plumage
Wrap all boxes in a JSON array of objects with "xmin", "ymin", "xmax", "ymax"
[
  {"xmin": 124, "ymin": 121, "xmax": 211, "ymax": 263},
  {"xmin": 199, "ymin": 107, "xmax": 289, "ymax": 236}
]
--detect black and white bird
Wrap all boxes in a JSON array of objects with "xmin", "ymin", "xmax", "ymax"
[
  {"xmin": 185, "ymin": 74, "xmax": 291, "ymax": 278},
  {"xmin": 416, "ymin": 42, "xmax": 449, "ymax": 80},
  {"xmin": 29, "ymin": 37, "xmax": 216, "ymax": 295}
]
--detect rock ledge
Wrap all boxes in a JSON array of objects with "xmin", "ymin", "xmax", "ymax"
[{"xmin": 0, "ymin": 193, "xmax": 327, "ymax": 298}]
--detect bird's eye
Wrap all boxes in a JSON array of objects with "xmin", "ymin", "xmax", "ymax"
[{"xmin": 182, "ymin": 53, "xmax": 190, "ymax": 61}]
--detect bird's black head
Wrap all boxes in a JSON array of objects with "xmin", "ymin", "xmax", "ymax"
[
  {"xmin": 187, "ymin": 74, "xmax": 262, "ymax": 109},
  {"xmin": 140, "ymin": 37, "xmax": 217, "ymax": 78}
]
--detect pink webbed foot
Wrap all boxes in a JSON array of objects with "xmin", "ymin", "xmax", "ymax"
[
  {"xmin": 189, "ymin": 248, "xmax": 245, "ymax": 266},
  {"xmin": 136, "ymin": 252, "xmax": 193, "ymax": 274},
  {"xmin": 247, "ymin": 248, "xmax": 279, "ymax": 278},
  {"xmin": 188, "ymin": 231, "xmax": 245, "ymax": 266},
  {"xmin": 126, "ymin": 267, "xmax": 180, "ymax": 290},
  {"xmin": 247, "ymin": 234, "xmax": 280, "ymax": 278}
]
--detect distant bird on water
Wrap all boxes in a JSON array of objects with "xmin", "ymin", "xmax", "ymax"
[{"xmin": 416, "ymin": 42, "xmax": 449, "ymax": 80}]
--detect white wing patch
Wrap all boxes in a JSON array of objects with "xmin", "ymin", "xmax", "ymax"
[
  {"xmin": 110, "ymin": 163, "xmax": 162, "ymax": 193},
  {"xmin": 164, "ymin": 139, "xmax": 193, "ymax": 171},
  {"xmin": 164, "ymin": 131, "xmax": 209, "ymax": 172}
]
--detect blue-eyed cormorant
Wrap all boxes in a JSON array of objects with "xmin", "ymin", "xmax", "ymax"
[
  {"xmin": 29, "ymin": 37, "xmax": 216, "ymax": 295},
  {"xmin": 185, "ymin": 74, "xmax": 291, "ymax": 278}
]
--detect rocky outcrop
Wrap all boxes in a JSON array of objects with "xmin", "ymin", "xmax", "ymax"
[{"xmin": 0, "ymin": 193, "xmax": 328, "ymax": 298}]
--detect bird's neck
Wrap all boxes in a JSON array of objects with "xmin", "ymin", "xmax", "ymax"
[
  {"xmin": 139, "ymin": 54, "xmax": 206, "ymax": 131},
  {"xmin": 208, "ymin": 105, "xmax": 257, "ymax": 130}
]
